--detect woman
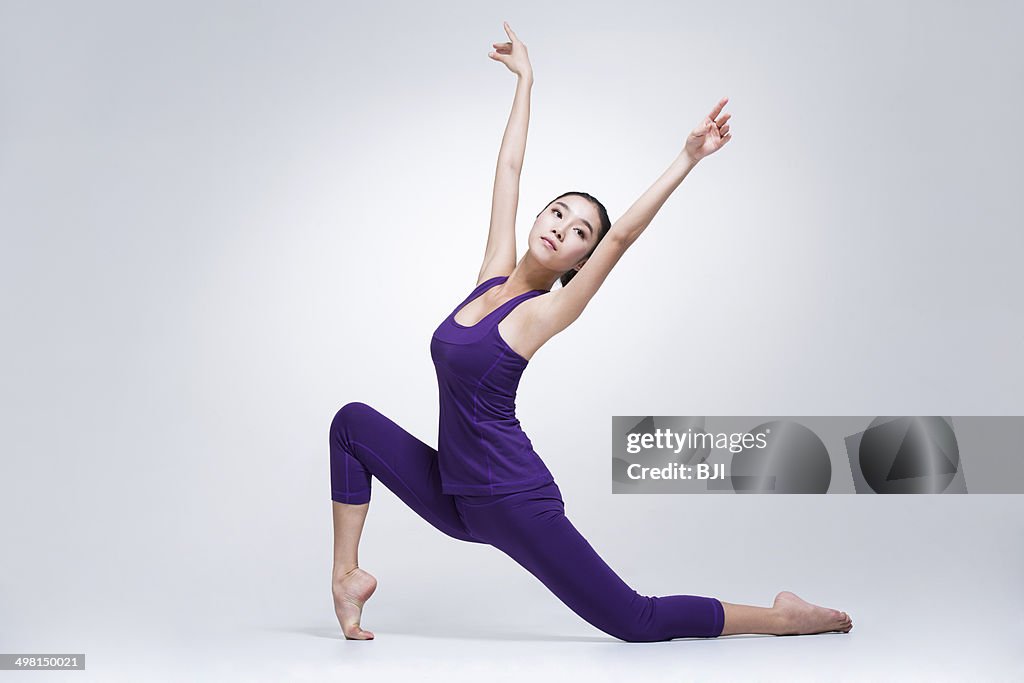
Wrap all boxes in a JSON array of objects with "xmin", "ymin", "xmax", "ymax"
[{"xmin": 330, "ymin": 22, "xmax": 853, "ymax": 642}]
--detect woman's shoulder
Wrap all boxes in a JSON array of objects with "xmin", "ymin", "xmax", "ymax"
[{"xmin": 474, "ymin": 273, "xmax": 511, "ymax": 289}]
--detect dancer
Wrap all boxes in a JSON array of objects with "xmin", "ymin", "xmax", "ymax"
[{"xmin": 330, "ymin": 21, "xmax": 852, "ymax": 642}]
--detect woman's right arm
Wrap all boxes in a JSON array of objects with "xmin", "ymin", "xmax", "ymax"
[
  {"xmin": 495, "ymin": 68, "xmax": 533, "ymax": 171},
  {"xmin": 477, "ymin": 22, "xmax": 533, "ymax": 286}
]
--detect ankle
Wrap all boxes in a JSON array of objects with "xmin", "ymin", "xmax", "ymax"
[
  {"xmin": 333, "ymin": 565, "xmax": 359, "ymax": 582},
  {"xmin": 773, "ymin": 607, "xmax": 794, "ymax": 635}
]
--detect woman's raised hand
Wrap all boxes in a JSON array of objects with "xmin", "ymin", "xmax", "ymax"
[
  {"xmin": 488, "ymin": 21, "xmax": 533, "ymax": 80},
  {"xmin": 683, "ymin": 98, "xmax": 733, "ymax": 163}
]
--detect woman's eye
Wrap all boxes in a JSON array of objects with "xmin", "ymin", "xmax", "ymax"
[
  {"xmin": 575, "ymin": 228, "xmax": 584, "ymax": 237},
  {"xmin": 553, "ymin": 210, "xmax": 561, "ymax": 218}
]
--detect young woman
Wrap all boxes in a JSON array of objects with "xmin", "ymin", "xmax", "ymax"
[{"xmin": 330, "ymin": 22, "xmax": 853, "ymax": 642}]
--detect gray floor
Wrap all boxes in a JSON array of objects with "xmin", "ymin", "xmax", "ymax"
[
  {"xmin": 5, "ymin": 593, "xmax": 1021, "ymax": 682},
  {"xmin": 5, "ymin": 495, "xmax": 1021, "ymax": 682}
]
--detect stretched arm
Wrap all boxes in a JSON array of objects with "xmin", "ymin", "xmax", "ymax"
[
  {"xmin": 613, "ymin": 97, "xmax": 732, "ymax": 246},
  {"xmin": 477, "ymin": 22, "xmax": 533, "ymax": 285},
  {"xmin": 493, "ymin": 37, "xmax": 533, "ymax": 172},
  {"xmin": 526, "ymin": 98, "xmax": 734, "ymax": 348}
]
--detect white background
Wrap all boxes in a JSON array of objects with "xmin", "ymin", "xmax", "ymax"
[{"xmin": 1, "ymin": 1, "xmax": 1022, "ymax": 680}]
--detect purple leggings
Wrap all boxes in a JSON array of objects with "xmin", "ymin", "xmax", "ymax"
[{"xmin": 330, "ymin": 402, "xmax": 725, "ymax": 642}]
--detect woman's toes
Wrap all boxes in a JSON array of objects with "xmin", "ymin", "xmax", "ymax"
[{"xmin": 345, "ymin": 626, "xmax": 375, "ymax": 640}]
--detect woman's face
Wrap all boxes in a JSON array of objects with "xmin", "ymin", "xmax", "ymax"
[{"xmin": 530, "ymin": 195, "xmax": 601, "ymax": 273}]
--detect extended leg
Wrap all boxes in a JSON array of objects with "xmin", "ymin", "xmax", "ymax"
[
  {"xmin": 719, "ymin": 600, "xmax": 782, "ymax": 636},
  {"xmin": 455, "ymin": 483, "xmax": 723, "ymax": 642},
  {"xmin": 720, "ymin": 593, "xmax": 853, "ymax": 636},
  {"xmin": 456, "ymin": 483, "xmax": 852, "ymax": 641}
]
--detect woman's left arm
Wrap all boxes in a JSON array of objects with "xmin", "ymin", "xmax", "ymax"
[
  {"xmin": 612, "ymin": 97, "xmax": 732, "ymax": 246},
  {"xmin": 525, "ymin": 98, "xmax": 733, "ymax": 342}
]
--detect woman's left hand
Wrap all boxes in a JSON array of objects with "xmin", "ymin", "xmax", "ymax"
[{"xmin": 682, "ymin": 97, "xmax": 732, "ymax": 163}]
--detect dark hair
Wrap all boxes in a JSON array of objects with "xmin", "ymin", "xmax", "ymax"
[{"xmin": 536, "ymin": 191, "xmax": 612, "ymax": 287}]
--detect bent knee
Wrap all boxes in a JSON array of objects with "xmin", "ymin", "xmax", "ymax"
[{"xmin": 331, "ymin": 401, "xmax": 377, "ymax": 434}]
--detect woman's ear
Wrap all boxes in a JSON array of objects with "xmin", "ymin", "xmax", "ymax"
[{"xmin": 574, "ymin": 259, "xmax": 587, "ymax": 271}]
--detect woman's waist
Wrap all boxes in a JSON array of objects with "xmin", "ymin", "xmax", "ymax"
[
  {"xmin": 439, "ymin": 419, "xmax": 533, "ymax": 444},
  {"xmin": 453, "ymin": 479, "xmax": 562, "ymax": 506}
]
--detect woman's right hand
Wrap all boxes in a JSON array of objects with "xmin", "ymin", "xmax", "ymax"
[{"xmin": 488, "ymin": 21, "xmax": 533, "ymax": 80}]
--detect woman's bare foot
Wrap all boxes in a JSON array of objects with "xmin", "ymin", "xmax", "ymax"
[
  {"xmin": 773, "ymin": 591, "xmax": 852, "ymax": 635},
  {"xmin": 332, "ymin": 567, "xmax": 377, "ymax": 640}
]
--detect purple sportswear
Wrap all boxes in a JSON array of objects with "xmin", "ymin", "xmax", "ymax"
[
  {"xmin": 330, "ymin": 276, "xmax": 725, "ymax": 641},
  {"xmin": 430, "ymin": 276, "xmax": 555, "ymax": 495}
]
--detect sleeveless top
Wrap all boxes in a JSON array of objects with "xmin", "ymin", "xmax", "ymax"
[{"xmin": 430, "ymin": 276, "xmax": 556, "ymax": 495}]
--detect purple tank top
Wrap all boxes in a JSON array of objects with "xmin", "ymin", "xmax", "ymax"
[{"xmin": 430, "ymin": 276, "xmax": 556, "ymax": 495}]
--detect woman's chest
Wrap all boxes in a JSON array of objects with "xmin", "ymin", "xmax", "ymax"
[{"xmin": 431, "ymin": 297, "xmax": 543, "ymax": 365}]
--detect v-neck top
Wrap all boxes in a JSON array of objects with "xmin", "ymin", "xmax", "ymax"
[{"xmin": 430, "ymin": 276, "xmax": 555, "ymax": 495}]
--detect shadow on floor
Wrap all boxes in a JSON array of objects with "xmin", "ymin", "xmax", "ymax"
[{"xmin": 273, "ymin": 625, "xmax": 778, "ymax": 643}]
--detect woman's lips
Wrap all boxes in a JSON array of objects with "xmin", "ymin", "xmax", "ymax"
[{"xmin": 541, "ymin": 237, "xmax": 556, "ymax": 251}]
